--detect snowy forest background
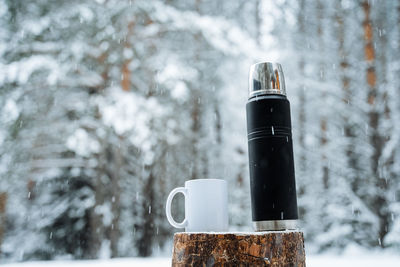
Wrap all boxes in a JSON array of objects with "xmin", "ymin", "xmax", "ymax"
[{"xmin": 1, "ymin": 0, "xmax": 400, "ymax": 262}]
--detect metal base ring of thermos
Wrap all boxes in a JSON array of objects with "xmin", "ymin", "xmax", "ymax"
[{"xmin": 254, "ymin": 219, "xmax": 299, "ymax": 231}]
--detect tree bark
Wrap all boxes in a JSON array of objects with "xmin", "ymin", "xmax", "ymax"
[
  {"xmin": 172, "ymin": 231, "xmax": 305, "ymax": 266},
  {"xmin": 254, "ymin": 0, "xmax": 261, "ymax": 45},
  {"xmin": 336, "ymin": 0, "xmax": 359, "ymax": 180},
  {"xmin": 109, "ymin": 138, "xmax": 122, "ymax": 258},
  {"xmin": 137, "ymin": 169, "xmax": 156, "ymax": 257},
  {"xmin": 88, "ymin": 137, "xmax": 108, "ymax": 258},
  {"xmin": 316, "ymin": 0, "xmax": 329, "ymax": 190},
  {"xmin": 121, "ymin": 21, "xmax": 135, "ymax": 92},
  {"xmin": 0, "ymin": 192, "xmax": 7, "ymax": 254},
  {"xmin": 296, "ymin": 0, "xmax": 307, "ymax": 218},
  {"xmin": 362, "ymin": 0, "xmax": 388, "ymax": 247}
]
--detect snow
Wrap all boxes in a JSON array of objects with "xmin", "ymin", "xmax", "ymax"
[
  {"xmin": 100, "ymin": 89, "xmax": 150, "ymax": 136},
  {"xmin": 2, "ymin": 99, "xmax": 19, "ymax": 123},
  {"xmin": 78, "ymin": 6, "xmax": 94, "ymax": 23},
  {"xmin": 94, "ymin": 202, "xmax": 113, "ymax": 226},
  {"xmin": 1, "ymin": 0, "xmax": 399, "ymax": 261},
  {"xmin": 306, "ymin": 254, "xmax": 400, "ymax": 267},
  {"xmin": 66, "ymin": 128, "xmax": 101, "ymax": 157},
  {"xmin": 148, "ymin": 1, "xmax": 265, "ymax": 59},
  {"xmin": 0, "ymin": 258, "xmax": 169, "ymax": 267},
  {"xmin": 180, "ymin": 229, "xmax": 300, "ymax": 235},
  {"xmin": 1, "ymin": 254, "xmax": 400, "ymax": 267},
  {"xmin": 0, "ymin": 55, "xmax": 60, "ymax": 85}
]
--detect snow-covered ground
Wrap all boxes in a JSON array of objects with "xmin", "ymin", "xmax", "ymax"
[{"xmin": 2, "ymin": 254, "xmax": 400, "ymax": 267}]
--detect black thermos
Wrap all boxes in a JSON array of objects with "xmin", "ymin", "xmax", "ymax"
[{"xmin": 246, "ymin": 62, "xmax": 298, "ymax": 231}]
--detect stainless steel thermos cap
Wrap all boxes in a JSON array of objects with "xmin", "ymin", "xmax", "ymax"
[{"xmin": 248, "ymin": 62, "xmax": 286, "ymax": 98}]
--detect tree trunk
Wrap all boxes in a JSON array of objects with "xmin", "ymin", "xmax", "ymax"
[
  {"xmin": 296, "ymin": 0, "xmax": 307, "ymax": 218},
  {"xmin": 362, "ymin": 0, "xmax": 380, "ymax": 172},
  {"xmin": 375, "ymin": 1, "xmax": 392, "ymax": 248},
  {"xmin": 316, "ymin": 0, "xmax": 329, "ymax": 190},
  {"xmin": 362, "ymin": 0, "xmax": 388, "ymax": 247},
  {"xmin": 172, "ymin": 231, "xmax": 306, "ymax": 266},
  {"xmin": 190, "ymin": 92, "xmax": 201, "ymax": 180},
  {"xmin": 254, "ymin": 0, "xmax": 261, "ymax": 45},
  {"xmin": 109, "ymin": 139, "xmax": 122, "ymax": 258},
  {"xmin": 121, "ymin": 21, "xmax": 135, "ymax": 92},
  {"xmin": 137, "ymin": 170, "xmax": 156, "ymax": 257},
  {"xmin": 88, "ymin": 141, "xmax": 107, "ymax": 258},
  {"xmin": 0, "ymin": 192, "xmax": 7, "ymax": 254},
  {"xmin": 336, "ymin": 0, "xmax": 359, "ymax": 180}
]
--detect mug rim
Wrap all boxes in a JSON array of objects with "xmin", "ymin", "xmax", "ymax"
[{"xmin": 185, "ymin": 178, "xmax": 226, "ymax": 186}]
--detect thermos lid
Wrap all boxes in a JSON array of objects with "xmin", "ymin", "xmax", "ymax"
[{"xmin": 248, "ymin": 62, "xmax": 286, "ymax": 98}]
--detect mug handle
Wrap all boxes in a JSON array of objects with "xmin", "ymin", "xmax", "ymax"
[{"xmin": 166, "ymin": 187, "xmax": 188, "ymax": 229}]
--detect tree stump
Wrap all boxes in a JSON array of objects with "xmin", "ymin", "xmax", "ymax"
[{"xmin": 172, "ymin": 231, "xmax": 305, "ymax": 266}]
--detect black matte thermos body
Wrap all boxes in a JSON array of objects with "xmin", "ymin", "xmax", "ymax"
[{"xmin": 246, "ymin": 62, "xmax": 298, "ymax": 231}]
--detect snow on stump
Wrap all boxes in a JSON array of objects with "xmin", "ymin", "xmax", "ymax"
[{"xmin": 172, "ymin": 231, "xmax": 305, "ymax": 266}]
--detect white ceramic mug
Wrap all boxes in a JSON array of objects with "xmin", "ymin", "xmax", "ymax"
[{"xmin": 166, "ymin": 179, "xmax": 228, "ymax": 232}]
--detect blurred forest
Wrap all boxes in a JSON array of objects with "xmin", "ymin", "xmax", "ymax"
[{"xmin": 0, "ymin": 0, "xmax": 400, "ymax": 262}]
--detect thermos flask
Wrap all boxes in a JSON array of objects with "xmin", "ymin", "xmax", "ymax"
[{"xmin": 246, "ymin": 62, "xmax": 299, "ymax": 231}]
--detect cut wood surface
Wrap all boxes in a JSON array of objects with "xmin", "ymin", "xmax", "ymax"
[{"xmin": 172, "ymin": 231, "xmax": 305, "ymax": 266}]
